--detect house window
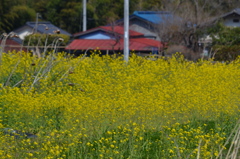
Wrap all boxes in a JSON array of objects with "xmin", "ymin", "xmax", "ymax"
[{"xmin": 233, "ymin": 19, "xmax": 239, "ymax": 23}]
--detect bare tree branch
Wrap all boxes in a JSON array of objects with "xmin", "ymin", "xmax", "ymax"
[{"xmin": 152, "ymin": 0, "xmax": 232, "ymax": 60}]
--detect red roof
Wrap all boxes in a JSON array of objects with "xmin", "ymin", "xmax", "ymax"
[
  {"xmin": 0, "ymin": 39, "xmax": 26, "ymax": 52},
  {"xmin": 66, "ymin": 38, "xmax": 163, "ymax": 51},
  {"xmin": 100, "ymin": 26, "xmax": 143, "ymax": 36},
  {"xmin": 74, "ymin": 26, "xmax": 143, "ymax": 37}
]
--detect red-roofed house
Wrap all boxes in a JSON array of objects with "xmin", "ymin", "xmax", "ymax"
[
  {"xmin": 0, "ymin": 38, "xmax": 27, "ymax": 53},
  {"xmin": 66, "ymin": 38, "xmax": 162, "ymax": 51},
  {"xmin": 66, "ymin": 25, "xmax": 163, "ymax": 55},
  {"xmin": 73, "ymin": 26, "xmax": 144, "ymax": 39}
]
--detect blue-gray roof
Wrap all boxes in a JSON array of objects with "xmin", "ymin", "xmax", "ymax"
[
  {"xmin": 234, "ymin": 8, "xmax": 240, "ymax": 14},
  {"xmin": 11, "ymin": 37, "xmax": 23, "ymax": 44},
  {"xmin": 132, "ymin": 11, "xmax": 175, "ymax": 24},
  {"xmin": 221, "ymin": 8, "xmax": 240, "ymax": 18},
  {"xmin": 26, "ymin": 21, "xmax": 72, "ymax": 36}
]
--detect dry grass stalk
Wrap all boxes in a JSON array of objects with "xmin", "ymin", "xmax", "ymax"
[
  {"xmin": 197, "ymin": 139, "xmax": 202, "ymax": 159},
  {"xmin": 216, "ymin": 119, "xmax": 240, "ymax": 159},
  {"xmin": 226, "ymin": 125, "xmax": 240, "ymax": 159}
]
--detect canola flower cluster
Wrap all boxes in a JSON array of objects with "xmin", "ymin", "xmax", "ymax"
[{"xmin": 0, "ymin": 52, "xmax": 239, "ymax": 158}]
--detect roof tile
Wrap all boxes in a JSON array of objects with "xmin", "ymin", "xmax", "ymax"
[{"xmin": 66, "ymin": 38, "xmax": 163, "ymax": 51}]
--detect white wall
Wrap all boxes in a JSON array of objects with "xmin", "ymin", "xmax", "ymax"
[
  {"xmin": 130, "ymin": 24, "xmax": 159, "ymax": 39},
  {"xmin": 17, "ymin": 28, "xmax": 34, "ymax": 40},
  {"xmin": 223, "ymin": 15, "xmax": 240, "ymax": 27},
  {"xmin": 129, "ymin": 19, "xmax": 160, "ymax": 40},
  {"xmin": 81, "ymin": 32, "xmax": 113, "ymax": 39}
]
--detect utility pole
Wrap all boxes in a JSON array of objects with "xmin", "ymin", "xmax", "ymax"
[
  {"xmin": 124, "ymin": 0, "xmax": 129, "ymax": 62},
  {"xmin": 35, "ymin": 13, "xmax": 39, "ymax": 33},
  {"xmin": 83, "ymin": 0, "xmax": 87, "ymax": 31}
]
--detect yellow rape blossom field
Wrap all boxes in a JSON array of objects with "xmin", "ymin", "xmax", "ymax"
[{"xmin": 0, "ymin": 52, "xmax": 239, "ymax": 159}]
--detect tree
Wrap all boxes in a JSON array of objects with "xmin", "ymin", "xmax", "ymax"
[
  {"xmin": 34, "ymin": 0, "xmax": 62, "ymax": 28},
  {"xmin": 34, "ymin": 0, "xmax": 96, "ymax": 33},
  {"xmin": 153, "ymin": 0, "xmax": 232, "ymax": 59},
  {"xmin": 10, "ymin": 5, "xmax": 36, "ymax": 30},
  {"xmin": 1, "ymin": 0, "xmax": 240, "ymax": 35},
  {"xmin": 59, "ymin": 1, "xmax": 82, "ymax": 33},
  {"xmin": 0, "ymin": 0, "xmax": 17, "ymax": 32},
  {"xmin": 0, "ymin": 0, "xmax": 35, "ymax": 32},
  {"xmin": 208, "ymin": 23, "xmax": 240, "ymax": 61},
  {"xmin": 87, "ymin": 0, "xmax": 139, "ymax": 27}
]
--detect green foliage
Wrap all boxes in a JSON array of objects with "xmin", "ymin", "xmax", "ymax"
[
  {"xmin": 27, "ymin": 0, "xmax": 141, "ymax": 33},
  {"xmin": 10, "ymin": 5, "xmax": 36, "ymax": 30},
  {"xmin": 213, "ymin": 45, "xmax": 240, "ymax": 61},
  {"xmin": 211, "ymin": 25, "xmax": 240, "ymax": 46},
  {"xmin": 139, "ymin": 0, "xmax": 162, "ymax": 10},
  {"xmin": 33, "ymin": 0, "xmax": 82, "ymax": 33},
  {"xmin": 0, "ymin": 1, "xmax": 36, "ymax": 32},
  {"xmin": 209, "ymin": 23, "xmax": 240, "ymax": 61},
  {"xmin": 59, "ymin": 2, "xmax": 82, "ymax": 33},
  {"xmin": 24, "ymin": 33, "xmax": 70, "ymax": 47},
  {"xmin": 1, "ymin": 0, "xmax": 240, "ymax": 35},
  {"xmin": 0, "ymin": 0, "xmax": 16, "ymax": 32}
]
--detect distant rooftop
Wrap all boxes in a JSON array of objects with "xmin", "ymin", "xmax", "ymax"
[
  {"xmin": 221, "ymin": 8, "xmax": 240, "ymax": 18},
  {"xmin": 25, "ymin": 21, "xmax": 72, "ymax": 36},
  {"xmin": 66, "ymin": 38, "xmax": 163, "ymax": 51},
  {"xmin": 74, "ymin": 25, "xmax": 144, "ymax": 37},
  {"xmin": 132, "ymin": 11, "xmax": 175, "ymax": 24},
  {"xmin": 232, "ymin": 8, "xmax": 240, "ymax": 14}
]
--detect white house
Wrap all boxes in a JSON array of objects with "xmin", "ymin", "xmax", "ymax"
[
  {"xmin": 199, "ymin": 8, "xmax": 240, "ymax": 57},
  {"xmin": 13, "ymin": 21, "xmax": 72, "ymax": 40},
  {"xmin": 220, "ymin": 8, "xmax": 240, "ymax": 27},
  {"xmin": 114, "ymin": 11, "xmax": 177, "ymax": 41}
]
